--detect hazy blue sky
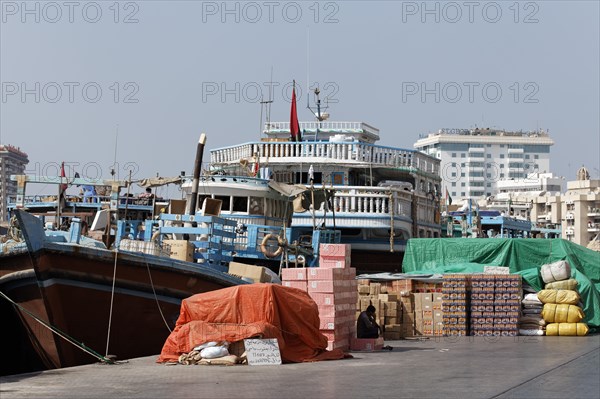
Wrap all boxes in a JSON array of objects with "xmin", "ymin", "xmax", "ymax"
[{"xmin": 1, "ymin": 1, "xmax": 599, "ymax": 195}]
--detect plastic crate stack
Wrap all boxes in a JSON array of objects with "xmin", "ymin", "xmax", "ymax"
[
  {"xmin": 470, "ymin": 275, "xmax": 521, "ymax": 337},
  {"xmin": 442, "ymin": 274, "xmax": 470, "ymax": 336}
]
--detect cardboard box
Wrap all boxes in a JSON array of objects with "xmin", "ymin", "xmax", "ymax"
[
  {"xmin": 385, "ymin": 324, "xmax": 403, "ymax": 333},
  {"xmin": 383, "ymin": 331, "xmax": 401, "ymax": 340},
  {"xmin": 369, "ymin": 283, "xmax": 381, "ymax": 296},
  {"xmin": 319, "ymin": 243, "xmax": 351, "ymax": 258},
  {"xmin": 378, "ymin": 294, "xmax": 399, "ymax": 302},
  {"xmin": 319, "ymin": 258, "xmax": 350, "ymax": 269},
  {"xmin": 307, "ymin": 267, "xmax": 356, "ymax": 280},
  {"xmin": 164, "ymin": 239, "xmax": 194, "ymax": 262},
  {"xmin": 283, "ymin": 281, "xmax": 308, "ymax": 291},
  {"xmin": 385, "ymin": 316, "xmax": 398, "ymax": 324},
  {"xmin": 228, "ymin": 262, "xmax": 270, "ymax": 283},
  {"xmin": 281, "ymin": 268, "xmax": 308, "ymax": 281},
  {"xmin": 358, "ymin": 285, "xmax": 370, "ymax": 295}
]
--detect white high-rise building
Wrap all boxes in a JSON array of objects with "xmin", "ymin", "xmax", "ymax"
[
  {"xmin": 1, "ymin": 144, "xmax": 29, "ymax": 222},
  {"xmin": 414, "ymin": 127, "xmax": 554, "ymax": 201}
]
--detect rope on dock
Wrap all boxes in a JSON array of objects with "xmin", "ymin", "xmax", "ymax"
[
  {"xmin": 0, "ymin": 290, "xmax": 114, "ymax": 364},
  {"xmin": 144, "ymin": 258, "xmax": 173, "ymax": 333}
]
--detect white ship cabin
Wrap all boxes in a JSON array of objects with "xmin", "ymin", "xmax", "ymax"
[{"xmin": 209, "ymin": 122, "xmax": 442, "ymax": 248}]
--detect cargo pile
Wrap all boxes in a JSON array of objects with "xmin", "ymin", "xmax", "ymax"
[
  {"xmin": 469, "ymin": 275, "xmax": 521, "ymax": 337},
  {"xmin": 355, "ymin": 279, "xmax": 444, "ymax": 338},
  {"xmin": 538, "ymin": 261, "xmax": 588, "ymax": 336},
  {"xmin": 442, "ymin": 274, "xmax": 470, "ymax": 336},
  {"xmin": 281, "ymin": 244, "xmax": 357, "ymax": 351}
]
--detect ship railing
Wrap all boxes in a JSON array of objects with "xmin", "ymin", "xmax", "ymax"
[
  {"xmin": 305, "ymin": 186, "xmax": 436, "ymax": 223},
  {"xmin": 211, "ymin": 142, "xmax": 439, "ymax": 176},
  {"xmin": 264, "ymin": 121, "xmax": 379, "ymax": 136}
]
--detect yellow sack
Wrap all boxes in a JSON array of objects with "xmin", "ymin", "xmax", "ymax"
[
  {"xmin": 545, "ymin": 323, "xmax": 589, "ymax": 336},
  {"xmin": 537, "ymin": 289, "xmax": 580, "ymax": 305},
  {"xmin": 541, "ymin": 303, "xmax": 584, "ymax": 323},
  {"xmin": 545, "ymin": 279, "xmax": 578, "ymax": 291}
]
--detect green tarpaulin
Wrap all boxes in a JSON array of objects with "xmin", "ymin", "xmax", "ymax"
[{"xmin": 402, "ymin": 238, "xmax": 600, "ymax": 328}]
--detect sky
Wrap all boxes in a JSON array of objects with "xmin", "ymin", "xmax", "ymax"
[{"xmin": 1, "ymin": 0, "xmax": 599, "ymax": 195}]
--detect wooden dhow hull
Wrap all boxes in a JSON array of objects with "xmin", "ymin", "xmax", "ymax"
[{"xmin": 0, "ymin": 211, "xmax": 244, "ymax": 375}]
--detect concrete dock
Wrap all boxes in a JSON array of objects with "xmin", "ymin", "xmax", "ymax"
[{"xmin": 2, "ymin": 336, "xmax": 599, "ymax": 399}]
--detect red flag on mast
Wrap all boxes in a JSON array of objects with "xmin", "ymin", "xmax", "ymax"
[
  {"xmin": 290, "ymin": 81, "xmax": 301, "ymax": 142},
  {"xmin": 60, "ymin": 161, "xmax": 68, "ymax": 192}
]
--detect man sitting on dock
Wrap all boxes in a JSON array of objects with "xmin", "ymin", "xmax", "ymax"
[{"xmin": 357, "ymin": 305, "xmax": 381, "ymax": 339}]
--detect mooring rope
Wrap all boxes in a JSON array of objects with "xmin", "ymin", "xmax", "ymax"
[
  {"xmin": 105, "ymin": 248, "xmax": 119, "ymax": 357},
  {"xmin": 145, "ymin": 258, "xmax": 173, "ymax": 333},
  {"xmin": 0, "ymin": 290, "xmax": 114, "ymax": 364}
]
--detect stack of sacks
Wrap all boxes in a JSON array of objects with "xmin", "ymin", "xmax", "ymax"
[
  {"xmin": 520, "ymin": 293, "xmax": 545, "ymax": 335},
  {"xmin": 539, "ymin": 261, "xmax": 588, "ymax": 336}
]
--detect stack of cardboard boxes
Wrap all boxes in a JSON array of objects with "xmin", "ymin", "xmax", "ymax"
[
  {"xmin": 442, "ymin": 274, "xmax": 471, "ymax": 336},
  {"xmin": 281, "ymin": 244, "xmax": 357, "ymax": 351},
  {"xmin": 356, "ymin": 281, "xmax": 404, "ymax": 340},
  {"xmin": 470, "ymin": 274, "xmax": 521, "ymax": 336},
  {"xmin": 413, "ymin": 292, "xmax": 444, "ymax": 336}
]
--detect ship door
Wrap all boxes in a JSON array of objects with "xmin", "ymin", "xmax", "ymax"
[{"xmin": 331, "ymin": 172, "xmax": 344, "ymax": 186}]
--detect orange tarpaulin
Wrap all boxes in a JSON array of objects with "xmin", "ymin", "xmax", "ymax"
[{"xmin": 157, "ymin": 283, "xmax": 348, "ymax": 363}]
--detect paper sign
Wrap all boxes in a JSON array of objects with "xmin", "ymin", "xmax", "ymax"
[
  {"xmin": 483, "ymin": 266, "xmax": 510, "ymax": 274},
  {"xmin": 243, "ymin": 338, "xmax": 282, "ymax": 366}
]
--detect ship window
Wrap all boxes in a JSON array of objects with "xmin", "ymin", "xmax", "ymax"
[
  {"xmin": 249, "ymin": 196, "xmax": 264, "ymax": 215},
  {"xmin": 232, "ymin": 196, "xmax": 248, "ymax": 212},
  {"xmin": 215, "ymin": 196, "xmax": 230, "ymax": 211}
]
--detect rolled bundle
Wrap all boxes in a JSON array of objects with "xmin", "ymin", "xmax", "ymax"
[
  {"xmin": 545, "ymin": 278, "xmax": 578, "ymax": 291},
  {"xmin": 545, "ymin": 323, "xmax": 589, "ymax": 336},
  {"xmin": 541, "ymin": 303, "xmax": 584, "ymax": 323},
  {"xmin": 540, "ymin": 260, "xmax": 571, "ymax": 283},
  {"xmin": 537, "ymin": 289, "xmax": 580, "ymax": 305}
]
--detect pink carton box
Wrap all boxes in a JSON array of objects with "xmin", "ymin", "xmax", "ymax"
[
  {"xmin": 317, "ymin": 304, "xmax": 356, "ymax": 318},
  {"xmin": 326, "ymin": 339, "xmax": 349, "ymax": 351},
  {"xmin": 319, "ymin": 258, "xmax": 350, "ymax": 269},
  {"xmin": 320, "ymin": 244, "xmax": 351, "ymax": 258},
  {"xmin": 307, "ymin": 267, "xmax": 356, "ymax": 281},
  {"xmin": 308, "ymin": 279, "xmax": 356, "ymax": 293},
  {"xmin": 281, "ymin": 268, "xmax": 308, "ymax": 281},
  {"xmin": 319, "ymin": 314, "xmax": 355, "ymax": 330},
  {"xmin": 282, "ymin": 281, "xmax": 308, "ymax": 291},
  {"xmin": 310, "ymin": 291, "xmax": 358, "ymax": 306}
]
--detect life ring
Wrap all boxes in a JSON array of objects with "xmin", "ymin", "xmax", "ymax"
[{"xmin": 260, "ymin": 234, "xmax": 284, "ymax": 258}]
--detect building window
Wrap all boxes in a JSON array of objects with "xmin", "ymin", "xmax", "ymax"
[
  {"xmin": 452, "ymin": 182, "xmax": 456, "ymax": 187},
  {"xmin": 500, "ymin": 164, "xmax": 504, "ymax": 168},
  {"xmin": 534, "ymin": 155, "xmax": 539, "ymax": 159},
  {"xmin": 452, "ymin": 191, "xmax": 457, "ymax": 196},
  {"xmin": 461, "ymin": 192, "xmax": 465, "ymax": 196},
  {"xmin": 451, "ymin": 172, "xmax": 456, "ymax": 177},
  {"xmin": 500, "ymin": 154, "xmax": 505, "ymax": 158},
  {"xmin": 452, "ymin": 153, "xmax": 457, "ymax": 157},
  {"xmin": 461, "ymin": 153, "xmax": 466, "ymax": 158},
  {"xmin": 525, "ymin": 154, "xmax": 530, "ymax": 159},
  {"xmin": 487, "ymin": 154, "xmax": 491, "ymax": 158},
  {"xmin": 500, "ymin": 145, "xmax": 505, "ymax": 148},
  {"xmin": 500, "ymin": 173, "xmax": 505, "ymax": 178},
  {"xmin": 461, "ymin": 173, "xmax": 465, "ymax": 177},
  {"xmin": 486, "ymin": 183, "xmax": 491, "ymax": 187},
  {"xmin": 461, "ymin": 182, "xmax": 466, "ymax": 187}
]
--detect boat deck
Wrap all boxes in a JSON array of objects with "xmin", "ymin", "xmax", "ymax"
[{"xmin": 2, "ymin": 336, "xmax": 598, "ymax": 399}]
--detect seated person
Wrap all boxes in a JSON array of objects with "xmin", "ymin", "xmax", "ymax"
[{"xmin": 357, "ymin": 305, "xmax": 381, "ymax": 339}]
